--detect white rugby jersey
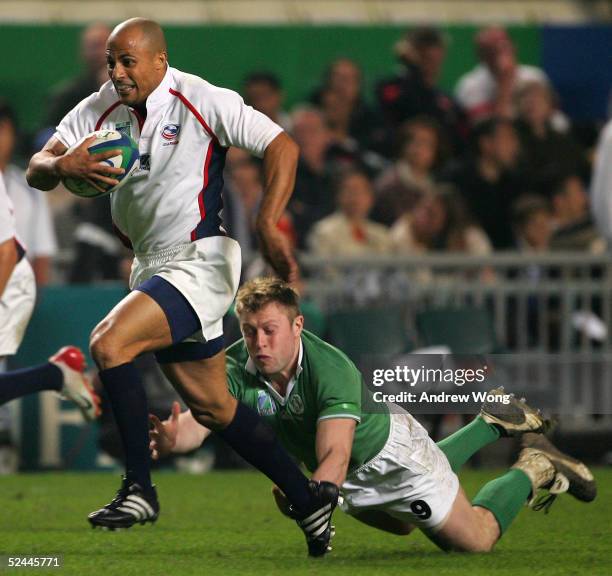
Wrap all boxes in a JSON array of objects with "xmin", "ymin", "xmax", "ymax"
[
  {"xmin": 0, "ymin": 172, "xmax": 25, "ymax": 260},
  {"xmin": 5, "ymin": 165, "xmax": 58, "ymax": 259},
  {"xmin": 54, "ymin": 66, "xmax": 283, "ymax": 254},
  {"xmin": 0, "ymin": 172, "xmax": 15, "ymax": 244}
]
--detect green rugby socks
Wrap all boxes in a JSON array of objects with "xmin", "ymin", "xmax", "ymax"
[
  {"xmin": 472, "ymin": 469, "xmax": 532, "ymax": 534},
  {"xmin": 437, "ymin": 415, "xmax": 500, "ymax": 472}
]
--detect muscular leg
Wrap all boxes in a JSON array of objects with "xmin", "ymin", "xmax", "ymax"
[
  {"xmin": 0, "ymin": 361, "xmax": 63, "ymax": 404},
  {"xmin": 90, "ymin": 290, "xmax": 174, "ymax": 490},
  {"xmin": 160, "ymin": 355, "xmax": 316, "ymax": 514},
  {"xmin": 426, "ymin": 487, "xmax": 500, "ymax": 552},
  {"xmin": 427, "ymin": 467, "xmax": 532, "ymax": 553},
  {"xmin": 159, "ymin": 351, "xmax": 236, "ymax": 429},
  {"xmin": 90, "ymin": 290, "xmax": 173, "ymax": 369}
]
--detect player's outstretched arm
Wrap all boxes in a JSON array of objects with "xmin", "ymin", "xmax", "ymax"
[
  {"xmin": 26, "ymin": 136, "xmax": 124, "ymax": 192},
  {"xmin": 149, "ymin": 401, "xmax": 211, "ymax": 459},
  {"xmin": 256, "ymin": 131, "xmax": 300, "ymax": 283},
  {"xmin": 312, "ymin": 418, "xmax": 356, "ymax": 487}
]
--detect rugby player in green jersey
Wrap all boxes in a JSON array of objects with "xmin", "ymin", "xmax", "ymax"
[{"xmin": 149, "ymin": 277, "xmax": 596, "ymax": 553}]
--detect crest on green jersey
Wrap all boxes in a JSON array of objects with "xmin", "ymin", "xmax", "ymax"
[
  {"xmin": 257, "ymin": 390, "xmax": 276, "ymax": 416},
  {"xmin": 288, "ymin": 394, "xmax": 304, "ymax": 415}
]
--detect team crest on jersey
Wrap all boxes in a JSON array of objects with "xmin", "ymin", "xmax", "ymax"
[
  {"xmin": 115, "ymin": 121, "xmax": 132, "ymax": 137},
  {"xmin": 288, "ymin": 394, "xmax": 304, "ymax": 415},
  {"xmin": 257, "ymin": 390, "xmax": 276, "ymax": 416},
  {"xmin": 161, "ymin": 123, "xmax": 180, "ymax": 145}
]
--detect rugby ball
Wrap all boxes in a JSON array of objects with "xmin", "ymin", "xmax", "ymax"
[{"xmin": 63, "ymin": 129, "xmax": 140, "ymax": 198}]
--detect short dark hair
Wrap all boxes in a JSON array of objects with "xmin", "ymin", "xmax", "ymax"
[
  {"xmin": 394, "ymin": 115, "xmax": 444, "ymax": 164},
  {"xmin": 235, "ymin": 277, "xmax": 301, "ymax": 320},
  {"xmin": 512, "ymin": 195, "xmax": 550, "ymax": 230},
  {"xmin": 332, "ymin": 167, "xmax": 372, "ymax": 197},
  {"xmin": 408, "ymin": 26, "xmax": 445, "ymax": 50},
  {"xmin": 243, "ymin": 71, "xmax": 282, "ymax": 91}
]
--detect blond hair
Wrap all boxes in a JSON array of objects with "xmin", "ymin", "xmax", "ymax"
[{"xmin": 235, "ymin": 277, "xmax": 301, "ymax": 320}]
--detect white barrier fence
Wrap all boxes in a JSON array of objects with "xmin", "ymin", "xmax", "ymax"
[{"xmin": 301, "ymin": 252, "xmax": 612, "ymax": 431}]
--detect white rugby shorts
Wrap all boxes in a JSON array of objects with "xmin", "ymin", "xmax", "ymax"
[
  {"xmin": 0, "ymin": 258, "xmax": 36, "ymax": 357},
  {"xmin": 340, "ymin": 409, "xmax": 459, "ymax": 532},
  {"xmin": 130, "ymin": 236, "xmax": 241, "ymax": 344}
]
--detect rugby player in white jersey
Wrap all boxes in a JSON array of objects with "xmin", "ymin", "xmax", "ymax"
[
  {"xmin": 150, "ymin": 278, "xmax": 597, "ymax": 554},
  {"xmin": 0, "ymin": 172, "xmax": 99, "ymax": 422},
  {"xmin": 27, "ymin": 18, "xmax": 338, "ymax": 555}
]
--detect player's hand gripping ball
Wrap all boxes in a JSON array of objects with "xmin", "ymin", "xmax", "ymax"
[{"xmin": 63, "ymin": 129, "xmax": 140, "ymax": 198}]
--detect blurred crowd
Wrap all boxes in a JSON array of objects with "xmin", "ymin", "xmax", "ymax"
[{"xmin": 2, "ymin": 23, "xmax": 611, "ymax": 289}]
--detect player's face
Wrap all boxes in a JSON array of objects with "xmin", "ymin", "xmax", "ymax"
[
  {"xmin": 106, "ymin": 31, "xmax": 167, "ymax": 107},
  {"xmin": 240, "ymin": 303, "xmax": 304, "ymax": 379}
]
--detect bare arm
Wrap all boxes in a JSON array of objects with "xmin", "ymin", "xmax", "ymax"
[
  {"xmin": 0, "ymin": 238, "xmax": 18, "ymax": 299},
  {"xmin": 149, "ymin": 401, "xmax": 211, "ymax": 459},
  {"xmin": 312, "ymin": 418, "xmax": 356, "ymax": 486},
  {"xmin": 26, "ymin": 135, "xmax": 125, "ymax": 193},
  {"xmin": 270, "ymin": 418, "xmax": 354, "ymax": 517},
  {"xmin": 256, "ymin": 131, "xmax": 300, "ymax": 283}
]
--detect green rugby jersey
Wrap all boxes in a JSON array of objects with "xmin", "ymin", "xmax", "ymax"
[{"xmin": 226, "ymin": 330, "xmax": 390, "ymax": 473}]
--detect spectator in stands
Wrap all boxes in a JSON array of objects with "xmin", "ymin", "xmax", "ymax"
[
  {"xmin": 318, "ymin": 88, "xmax": 353, "ymax": 147},
  {"xmin": 242, "ymin": 71, "xmax": 292, "ymax": 132},
  {"xmin": 372, "ymin": 116, "xmax": 444, "ymax": 226},
  {"xmin": 288, "ymin": 107, "xmax": 336, "ymax": 247},
  {"xmin": 513, "ymin": 195, "xmax": 552, "ymax": 252},
  {"xmin": 228, "ymin": 157, "xmax": 263, "ymax": 254},
  {"xmin": 550, "ymin": 174, "xmax": 606, "ymax": 253},
  {"xmin": 376, "ymin": 27, "xmax": 465, "ymax": 155},
  {"xmin": 510, "ymin": 195, "xmax": 554, "ymax": 348},
  {"xmin": 455, "ymin": 26, "xmax": 549, "ymax": 124},
  {"xmin": 445, "ymin": 118, "xmax": 525, "ymax": 249},
  {"xmin": 312, "ymin": 58, "xmax": 382, "ymax": 152},
  {"xmin": 390, "ymin": 185, "xmax": 491, "ymax": 255},
  {"xmin": 0, "ymin": 102, "xmax": 57, "ymax": 285},
  {"xmin": 515, "ymin": 81, "xmax": 586, "ymax": 196},
  {"xmin": 225, "ymin": 154, "xmax": 296, "ymax": 275},
  {"xmin": 317, "ymin": 87, "xmax": 387, "ymax": 179},
  {"xmin": 44, "ymin": 23, "xmax": 111, "ymax": 128},
  {"xmin": 308, "ymin": 169, "xmax": 391, "ymax": 256},
  {"xmin": 222, "ymin": 148, "xmax": 256, "ymax": 261}
]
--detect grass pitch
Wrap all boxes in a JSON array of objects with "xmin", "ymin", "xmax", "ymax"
[{"xmin": 0, "ymin": 469, "xmax": 609, "ymax": 576}]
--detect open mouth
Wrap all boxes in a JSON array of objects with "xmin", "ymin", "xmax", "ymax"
[{"xmin": 116, "ymin": 84, "xmax": 136, "ymax": 96}]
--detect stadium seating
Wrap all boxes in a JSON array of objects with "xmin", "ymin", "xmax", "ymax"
[
  {"xmin": 416, "ymin": 306, "xmax": 500, "ymax": 354},
  {"xmin": 326, "ymin": 306, "xmax": 412, "ymax": 366}
]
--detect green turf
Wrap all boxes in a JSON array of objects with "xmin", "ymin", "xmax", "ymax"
[{"xmin": 0, "ymin": 469, "xmax": 609, "ymax": 575}]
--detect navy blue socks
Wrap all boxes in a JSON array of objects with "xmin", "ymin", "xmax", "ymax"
[
  {"xmin": 0, "ymin": 363, "xmax": 63, "ymax": 405},
  {"xmin": 99, "ymin": 362, "xmax": 152, "ymax": 492},
  {"xmin": 217, "ymin": 402, "xmax": 313, "ymax": 514}
]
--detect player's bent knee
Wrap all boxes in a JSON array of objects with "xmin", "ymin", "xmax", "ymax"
[
  {"xmin": 90, "ymin": 327, "xmax": 134, "ymax": 370},
  {"xmin": 190, "ymin": 402, "xmax": 235, "ymax": 431}
]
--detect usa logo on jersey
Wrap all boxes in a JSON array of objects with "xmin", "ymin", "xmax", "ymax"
[{"xmin": 161, "ymin": 123, "xmax": 180, "ymax": 145}]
